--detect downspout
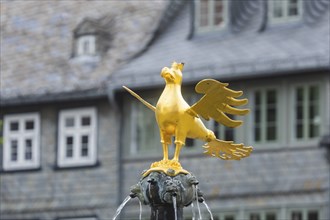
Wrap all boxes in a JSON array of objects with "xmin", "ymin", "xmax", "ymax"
[
  {"xmin": 258, "ymin": 0, "xmax": 268, "ymax": 32},
  {"xmin": 187, "ymin": 0, "xmax": 195, "ymax": 40},
  {"xmin": 107, "ymin": 83, "xmax": 124, "ymax": 209}
]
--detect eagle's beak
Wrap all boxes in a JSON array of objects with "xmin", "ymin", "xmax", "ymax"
[
  {"xmin": 178, "ymin": 62, "xmax": 184, "ymax": 71},
  {"xmin": 161, "ymin": 67, "xmax": 175, "ymax": 81}
]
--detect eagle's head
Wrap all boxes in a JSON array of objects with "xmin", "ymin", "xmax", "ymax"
[{"xmin": 161, "ymin": 61, "xmax": 184, "ymax": 84}]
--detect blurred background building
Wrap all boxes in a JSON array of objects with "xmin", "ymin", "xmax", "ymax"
[{"xmin": 1, "ymin": 0, "xmax": 329, "ymax": 220}]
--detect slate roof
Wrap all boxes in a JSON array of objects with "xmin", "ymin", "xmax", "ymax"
[
  {"xmin": 0, "ymin": 0, "xmax": 169, "ymax": 105},
  {"xmin": 2, "ymin": 0, "xmax": 328, "ymax": 104},
  {"xmin": 110, "ymin": 0, "xmax": 330, "ymax": 90}
]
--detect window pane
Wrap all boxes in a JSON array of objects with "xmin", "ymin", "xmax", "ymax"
[
  {"xmin": 65, "ymin": 117, "xmax": 74, "ymax": 127},
  {"xmin": 309, "ymin": 105, "xmax": 320, "ymax": 138},
  {"xmin": 267, "ymin": 90, "xmax": 276, "ymax": 105},
  {"xmin": 295, "ymin": 87, "xmax": 304, "ymax": 139},
  {"xmin": 214, "ymin": 0, "xmax": 224, "ymax": 26},
  {"xmin": 267, "ymin": 108, "xmax": 276, "ymax": 122},
  {"xmin": 83, "ymin": 40, "xmax": 90, "ymax": 54},
  {"xmin": 289, "ymin": 7, "xmax": 298, "ymax": 16},
  {"xmin": 255, "ymin": 109, "xmax": 261, "ymax": 123},
  {"xmin": 296, "ymin": 105, "xmax": 303, "ymax": 120},
  {"xmin": 255, "ymin": 91, "xmax": 261, "ymax": 105},
  {"xmin": 25, "ymin": 139, "xmax": 32, "ymax": 160},
  {"xmin": 309, "ymin": 104, "xmax": 315, "ymax": 120},
  {"xmin": 254, "ymin": 91, "xmax": 261, "ymax": 142},
  {"xmin": 185, "ymin": 138, "xmax": 194, "ymax": 147},
  {"xmin": 215, "ymin": 115, "xmax": 235, "ymax": 141},
  {"xmin": 81, "ymin": 116, "xmax": 91, "ymax": 126},
  {"xmin": 77, "ymin": 35, "xmax": 96, "ymax": 56},
  {"xmin": 267, "ymin": 125, "xmax": 276, "ymax": 141},
  {"xmin": 214, "ymin": 120, "xmax": 220, "ymax": 137},
  {"xmin": 288, "ymin": 0, "xmax": 299, "ymax": 16},
  {"xmin": 200, "ymin": 0, "xmax": 209, "ymax": 27},
  {"xmin": 66, "ymin": 136, "xmax": 73, "ymax": 158},
  {"xmin": 296, "ymin": 87, "xmax": 303, "ymax": 102},
  {"xmin": 309, "ymin": 86, "xmax": 320, "ymax": 138},
  {"xmin": 224, "ymin": 128, "xmax": 234, "ymax": 141},
  {"xmin": 266, "ymin": 212, "xmax": 277, "ymax": 220},
  {"xmin": 308, "ymin": 210, "xmax": 318, "ymax": 220},
  {"xmin": 273, "ymin": 0, "xmax": 284, "ymax": 18},
  {"xmin": 291, "ymin": 211, "xmax": 303, "ymax": 220},
  {"xmin": 309, "ymin": 124, "xmax": 319, "ymax": 138},
  {"xmin": 250, "ymin": 213, "xmax": 260, "ymax": 220},
  {"xmin": 136, "ymin": 103, "xmax": 160, "ymax": 153},
  {"xmin": 25, "ymin": 120, "xmax": 34, "ymax": 130},
  {"xmin": 254, "ymin": 126, "xmax": 261, "ymax": 142},
  {"xmin": 11, "ymin": 140, "xmax": 18, "ymax": 161},
  {"xmin": 309, "ymin": 103, "xmax": 320, "ymax": 121},
  {"xmin": 81, "ymin": 135, "xmax": 89, "ymax": 156},
  {"xmin": 224, "ymin": 215, "xmax": 235, "ymax": 220},
  {"xmin": 10, "ymin": 121, "xmax": 19, "ymax": 131},
  {"xmin": 266, "ymin": 89, "xmax": 277, "ymax": 135},
  {"xmin": 296, "ymin": 123, "xmax": 303, "ymax": 139},
  {"xmin": 309, "ymin": 86, "xmax": 319, "ymax": 102}
]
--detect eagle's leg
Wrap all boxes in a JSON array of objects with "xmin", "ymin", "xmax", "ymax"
[
  {"xmin": 160, "ymin": 131, "xmax": 171, "ymax": 161},
  {"xmin": 143, "ymin": 135, "xmax": 188, "ymax": 177},
  {"xmin": 162, "ymin": 143, "xmax": 169, "ymax": 161},
  {"xmin": 173, "ymin": 141, "xmax": 183, "ymax": 162},
  {"xmin": 172, "ymin": 129, "xmax": 187, "ymax": 161}
]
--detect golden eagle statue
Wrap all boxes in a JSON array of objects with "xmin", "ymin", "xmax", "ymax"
[{"xmin": 124, "ymin": 62, "xmax": 252, "ymax": 176}]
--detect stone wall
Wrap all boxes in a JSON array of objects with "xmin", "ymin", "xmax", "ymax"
[
  {"xmin": 121, "ymin": 148, "xmax": 330, "ymax": 219},
  {"xmin": 0, "ymin": 99, "xmax": 119, "ymax": 219}
]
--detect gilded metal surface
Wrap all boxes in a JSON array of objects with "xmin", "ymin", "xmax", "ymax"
[{"xmin": 124, "ymin": 62, "xmax": 252, "ymax": 176}]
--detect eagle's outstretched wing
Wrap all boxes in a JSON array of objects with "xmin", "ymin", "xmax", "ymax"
[{"xmin": 187, "ymin": 79, "xmax": 249, "ymax": 128}]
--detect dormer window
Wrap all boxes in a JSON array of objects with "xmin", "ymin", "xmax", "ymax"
[
  {"xmin": 195, "ymin": 0, "xmax": 228, "ymax": 32},
  {"xmin": 269, "ymin": 0, "xmax": 303, "ymax": 23},
  {"xmin": 72, "ymin": 18, "xmax": 111, "ymax": 60},
  {"xmin": 77, "ymin": 35, "xmax": 96, "ymax": 56}
]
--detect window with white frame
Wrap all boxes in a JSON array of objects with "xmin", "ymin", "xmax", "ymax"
[
  {"xmin": 247, "ymin": 211, "xmax": 278, "ymax": 220},
  {"xmin": 223, "ymin": 214, "xmax": 236, "ymax": 220},
  {"xmin": 77, "ymin": 35, "xmax": 97, "ymax": 57},
  {"xmin": 288, "ymin": 209, "xmax": 320, "ymax": 220},
  {"xmin": 128, "ymin": 99, "xmax": 160, "ymax": 155},
  {"xmin": 3, "ymin": 113, "xmax": 40, "ymax": 171},
  {"xmin": 59, "ymin": 217, "xmax": 98, "ymax": 220},
  {"xmin": 269, "ymin": 0, "xmax": 303, "ymax": 23},
  {"xmin": 213, "ymin": 212, "xmax": 237, "ymax": 220},
  {"xmin": 253, "ymin": 89, "xmax": 278, "ymax": 143},
  {"xmin": 184, "ymin": 210, "xmax": 236, "ymax": 220},
  {"xmin": 57, "ymin": 107, "xmax": 97, "ymax": 167},
  {"xmin": 293, "ymin": 84, "xmax": 321, "ymax": 141},
  {"xmin": 195, "ymin": 0, "xmax": 228, "ymax": 32}
]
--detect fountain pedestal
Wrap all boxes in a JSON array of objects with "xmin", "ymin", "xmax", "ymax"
[{"xmin": 130, "ymin": 171, "xmax": 203, "ymax": 220}]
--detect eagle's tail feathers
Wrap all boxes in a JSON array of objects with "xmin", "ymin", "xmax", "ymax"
[{"xmin": 123, "ymin": 86, "xmax": 156, "ymax": 112}]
